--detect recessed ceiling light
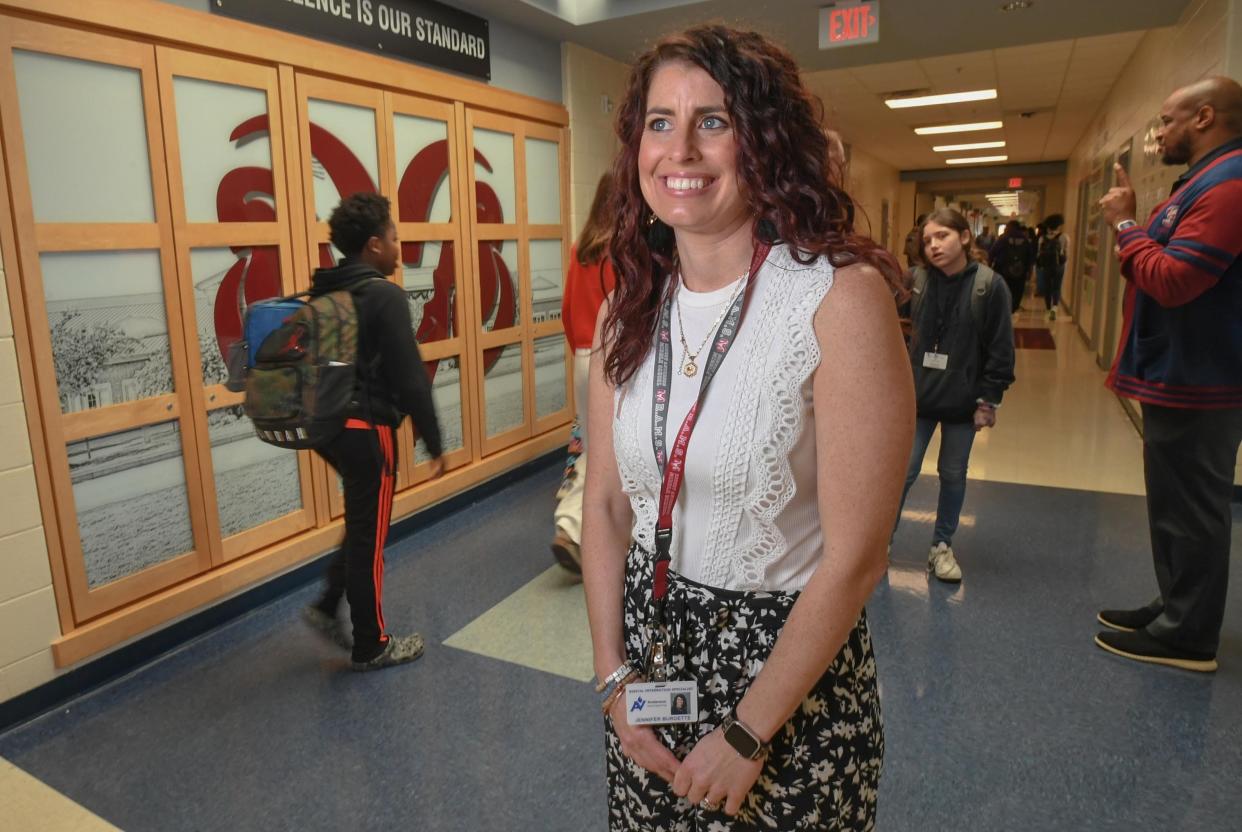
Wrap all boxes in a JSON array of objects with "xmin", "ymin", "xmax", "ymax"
[
  {"xmin": 1000, "ymin": 1, "xmax": 1033, "ymax": 10},
  {"xmin": 915, "ymin": 121, "xmax": 1004, "ymax": 135},
  {"xmin": 885, "ymin": 89, "xmax": 997, "ymax": 109},
  {"xmin": 946, "ymin": 155, "xmax": 1009, "ymax": 164},
  {"xmin": 934, "ymin": 141, "xmax": 1007, "ymax": 152}
]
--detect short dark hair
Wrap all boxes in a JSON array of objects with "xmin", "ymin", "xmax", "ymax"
[{"xmin": 328, "ymin": 193, "xmax": 392, "ymax": 258}]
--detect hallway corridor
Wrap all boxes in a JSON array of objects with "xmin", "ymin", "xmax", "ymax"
[{"xmin": 1, "ymin": 302, "xmax": 1239, "ymax": 831}]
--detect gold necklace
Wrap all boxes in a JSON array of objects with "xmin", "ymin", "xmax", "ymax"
[{"xmin": 675, "ymin": 274, "xmax": 747, "ymax": 377}]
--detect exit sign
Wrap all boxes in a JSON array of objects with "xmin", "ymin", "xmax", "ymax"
[
  {"xmin": 1008, "ymin": 177, "xmax": 1024, "ymax": 188},
  {"xmin": 819, "ymin": 1, "xmax": 880, "ymax": 49}
]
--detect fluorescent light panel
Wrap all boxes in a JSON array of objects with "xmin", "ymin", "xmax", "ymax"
[
  {"xmin": 886, "ymin": 89, "xmax": 997, "ymax": 109},
  {"xmin": 915, "ymin": 121, "xmax": 1004, "ymax": 135},
  {"xmin": 946, "ymin": 155, "xmax": 1009, "ymax": 164},
  {"xmin": 934, "ymin": 141, "xmax": 1007, "ymax": 152}
]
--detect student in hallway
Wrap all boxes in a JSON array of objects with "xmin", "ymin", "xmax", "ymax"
[
  {"xmin": 894, "ymin": 208, "xmax": 1015, "ymax": 582},
  {"xmin": 989, "ymin": 219, "xmax": 1034, "ymax": 314},
  {"xmin": 550, "ymin": 173, "xmax": 617, "ymax": 573},
  {"xmin": 1036, "ymin": 214, "xmax": 1069, "ymax": 320},
  {"xmin": 302, "ymin": 193, "xmax": 445, "ymax": 671},
  {"xmin": 1095, "ymin": 76, "xmax": 1242, "ymax": 673}
]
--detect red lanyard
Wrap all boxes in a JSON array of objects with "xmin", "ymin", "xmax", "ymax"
[{"xmin": 649, "ymin": 242, "xmax": 770, "ymax": 616}]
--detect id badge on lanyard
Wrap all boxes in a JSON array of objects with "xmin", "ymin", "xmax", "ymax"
[{"xmin": 630, "ymin": 242, "xmax": 770, "ymax": 727}]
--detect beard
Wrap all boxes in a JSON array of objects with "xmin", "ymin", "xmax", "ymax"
[{"xmin": 1160, "ymin": 134, "xmax": 1193, "ymax": 165}]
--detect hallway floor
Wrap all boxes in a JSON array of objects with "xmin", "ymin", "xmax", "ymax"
[{"xmin": 2, "ymin": 301, "xmax": 1239, "ymax": 831}]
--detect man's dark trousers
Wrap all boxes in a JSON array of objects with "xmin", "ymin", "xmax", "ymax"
[
  {"xmin": 313, "ymin": 420, "xmax": 397, "ymax": 663},
  {"xmin": 1140, "ymin": 403, "xmax": 1242, "ymax": 654}
]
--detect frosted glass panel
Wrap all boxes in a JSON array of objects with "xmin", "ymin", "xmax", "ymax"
[
  {"xmin": 190, "ymin": 247, "xmax": 283, "ymax": 386},
  {"xmin": 414, "ymin": 359, "xmax": 464, "ymax": 464},
  {"xmin": 14, "ymin": 50, "xmax": 154, "ymax": 223},
  {"xmin": 477, "ymin": 240, "xmax": 519, "ymax": 332},
  {"xmin": 307, "ymin": 98, "xmax": 380, "ymax": 222},
  {"xmin": 68, "ymin": 421, "xmax": 194, "ymax": 588},
  {"xmin": 529, "ymin": 239, "xmax": 563, "ymax": 325},
  {"xmin": 42, "ymin": 251, "xmax": 174, "ymax": 413},
  {"xmin": 174, "ymin": 77, "xmax": 273, "ymax": 223},
  {"xmin": 394, "ymin": 114, "xmax": 451, "ymax": 223},
  {"xmin": 484, "ymin": 342, "xmax": 524, "ymax": 437},
  {"xmin": 473, "ymin": 128, "xmax": 516, "ymax": 224},
  {"xmin": 208, "ymin": 406, "xmax": 301, "ymax": 538},
  {"xmin": 525, "ymin": 138, "xmax": 561, "ymax": 224},
  {"xmin": 402, "ymin": 240, "xmax": 454, "ymax": 342},
  {"xmin": 534, "ymin": 335, "xmax": 567, "ymax": 419}
]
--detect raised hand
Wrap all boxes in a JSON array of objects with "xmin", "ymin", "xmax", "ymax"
[{"xmin": 1099, "ymin": 162, "xmax": 1137, "ymax": 228}]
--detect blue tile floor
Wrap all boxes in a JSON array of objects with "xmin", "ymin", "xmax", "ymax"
[{"xmin": 2, "ymin": 462, "xmax": 1240, "ymax": 831}]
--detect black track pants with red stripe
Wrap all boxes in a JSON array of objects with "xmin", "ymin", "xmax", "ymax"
[{"xmin": 314, "ymin": 420, "xmax": 397, "ymax": 663}]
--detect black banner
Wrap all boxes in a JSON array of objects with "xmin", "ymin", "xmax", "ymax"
[{"xmin": 215, "ymin": 0, "xmax": 490, "ymax": 80}]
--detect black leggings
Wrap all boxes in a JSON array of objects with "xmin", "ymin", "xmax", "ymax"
[{"xmin": 314, "ymin": 420, "xmax": 397, "ymax": 662}]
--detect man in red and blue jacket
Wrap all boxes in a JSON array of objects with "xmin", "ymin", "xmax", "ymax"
[{"xmin": 1095, "ymin": 76, "xmax": 1242, "ymax": 673}]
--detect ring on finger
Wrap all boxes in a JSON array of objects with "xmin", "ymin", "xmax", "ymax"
[{"xmin": 699, "ymin": 797, "xmax": 721, "ymax": 812}]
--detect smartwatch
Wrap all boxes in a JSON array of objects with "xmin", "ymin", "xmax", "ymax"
[
  {"xmin": 1115, "ymin": 219, "xmax": 1138, "ymax": 232},
  {"xmin": 721, "ymin": 713, "xmax": 771, "ymax": 761}
]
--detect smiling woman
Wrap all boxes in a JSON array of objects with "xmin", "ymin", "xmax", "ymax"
[{"xmin": 581, "ymin": 22, "xmax": 914, "ymax": 832}]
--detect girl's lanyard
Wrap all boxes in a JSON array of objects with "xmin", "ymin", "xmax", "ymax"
[{"xmin": 645, "ymin": 242, "xmax": 770, "ymax": 680}]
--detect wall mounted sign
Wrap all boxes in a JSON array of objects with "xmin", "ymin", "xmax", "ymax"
[
  {"xmin": 819, "ymin": 1, "xmax": 880, "ymax": 49},
  {"xmin": 1008, "ymin": 177, "xmax": 1023, "ymax": 188},
  {"xmin": 214, "ymin": 0, "xmax": 490, "ymax": 80}
]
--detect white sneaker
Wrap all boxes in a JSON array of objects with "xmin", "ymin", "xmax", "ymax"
[{"xmin": 928, "ymin": 542, "xmax": 962, "ymax": 582}]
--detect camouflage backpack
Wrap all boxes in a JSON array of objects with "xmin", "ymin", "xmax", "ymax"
[{"xmin": 230, "ymin": 279, "xmax": 379, "ymax": 449}]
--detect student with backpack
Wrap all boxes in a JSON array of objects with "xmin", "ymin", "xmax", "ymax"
[
  {"xmin": 1036, "ymin": 213, "xmax": 1069, "ymax": 320},
  {"xmin": 989, "ymin": 220, "xmax": 1035, "ymax": 313},
  {"xmin": 894, "ymin": 208, "xmax": 1015, "ymax": 582},
  {"xmin": 296, "ymin": 193, "xmax": 444, "ymax": 670}
]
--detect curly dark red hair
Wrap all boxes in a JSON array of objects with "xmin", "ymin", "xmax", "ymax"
[{"xmin": 601, "ymin": 24, "xmax": 903, "ymax": 385}]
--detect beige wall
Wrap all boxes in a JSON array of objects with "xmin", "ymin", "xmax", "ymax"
[
  {"xmin": 0, "ymin": 242, "xmax": 61, "ymax": 703},
  {"xmin": 1231, "ymin": 0, "xmax": 1242, "ymax": 75},
  {"xmin": 561, "ymin": 43, "xmax": 628, "ymax": 239},
  {"xmin": 845, "ymin": 146, "xmax": 903, "ymax": 261},
  {"xmin": 1064, "ymin": 0, "xmax": 1233, "ymax": 243}
]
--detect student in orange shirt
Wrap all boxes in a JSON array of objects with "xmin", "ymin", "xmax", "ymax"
[{"xmin": 551, "ymin": 174, "xmax": 617, "ymax": 572}]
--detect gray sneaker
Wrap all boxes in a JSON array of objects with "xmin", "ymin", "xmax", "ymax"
[
  {"xmin": 302, "ymin": 606, "xmax": 352, "ymax": 649},
  {"xmin": 351, "ymin": 633, "xmax": 425, "ymax": 672}
]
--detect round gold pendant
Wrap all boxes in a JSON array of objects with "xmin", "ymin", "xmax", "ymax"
[{"xmin": 683, "ymin": 360, "xmax": 698, "ymax": 377}]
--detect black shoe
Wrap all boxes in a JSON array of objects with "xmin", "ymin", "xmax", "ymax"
[
  {"xmin": 550, "ymin": 534, "xmax": 582, "ymax": 575},
  {"xmin": 351, "ymin": 633, "xmax": 424, "ymax": 672},
  {"xmin": 1097, "ymin": 606, "xmax": 1160, "ymax": 632},
  {"xmin": 1094, "ymin": 629, "xmax": 1217, "ymax": 673}
]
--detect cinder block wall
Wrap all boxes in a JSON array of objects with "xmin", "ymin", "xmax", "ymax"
[{"xmin": 0, "ymin": 240, "xmax": 62, "ymax": 704}]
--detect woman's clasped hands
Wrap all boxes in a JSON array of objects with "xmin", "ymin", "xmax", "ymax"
[{"xmin": 608, "ymin": 694, "xmax": 763, "ymax": 817}]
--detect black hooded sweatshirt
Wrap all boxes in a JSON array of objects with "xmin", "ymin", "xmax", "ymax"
[
  {"xmin": 310, "ymin": 259, "xmax": 443, "ymax": 458},
  {"xmin": 908, "ymin": 261, "xmax": 1016, "ymax": 423}
]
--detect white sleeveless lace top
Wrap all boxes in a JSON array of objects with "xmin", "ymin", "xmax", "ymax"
[{"xmin": 612, "ymin": 243, "xmax": 833, "ymax": 592}]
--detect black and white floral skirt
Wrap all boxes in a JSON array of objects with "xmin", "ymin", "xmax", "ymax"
[{"xmin": 604, "ymin": 543, "xmax": 883, "ymax": 831}]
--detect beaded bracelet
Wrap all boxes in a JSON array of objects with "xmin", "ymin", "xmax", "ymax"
[
  {"xmin": 594, "ymin": 661, "xmax": 634, "ymax": 694},
  {"xmin": 599, "ymin": 667, "xmax": 638, "ymax": 709},
  {"xmin": 600, "ymin": 668, "xmax": 642, "ymax": 716}
]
